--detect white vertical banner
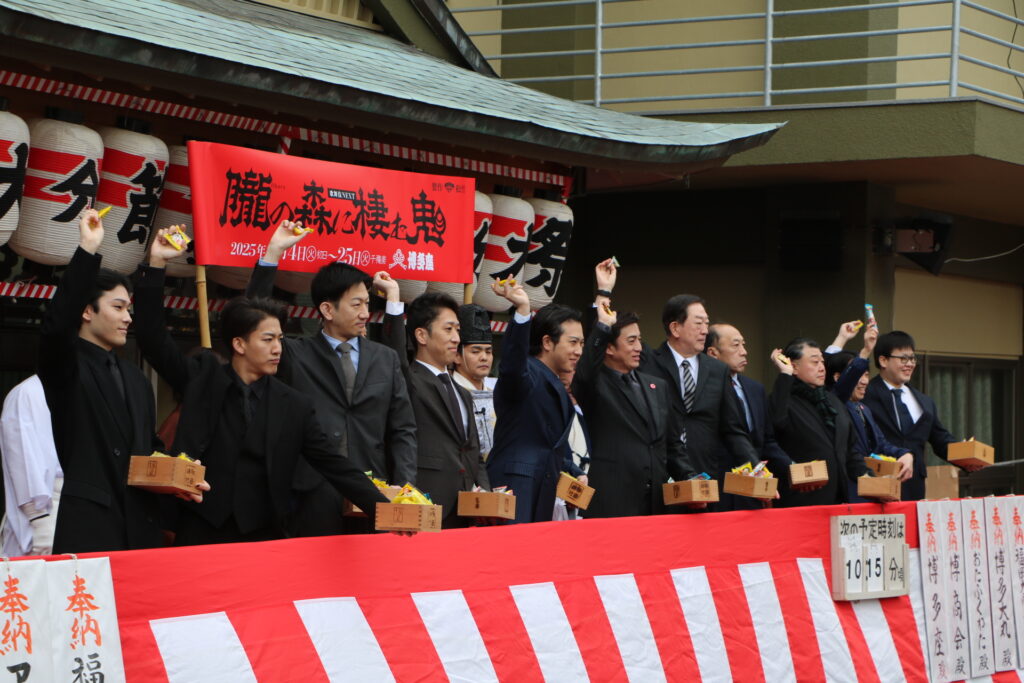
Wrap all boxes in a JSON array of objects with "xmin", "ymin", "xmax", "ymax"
[
  {"xmin": 984, "ymin": 497, "xmax": 1018, "ymax": 672},
  {"xmin": 47, "ymin": 557, "xmax": 126, "ymax": 682},
  {"xmin": 961, "ymin": 498, "xmax": 995, "ymax": 677},
  {"xmin": 1007, "ymin": 496, "xmax": 1024, "ymax": 669},
  {"xmin": 938, "ymin": 499, "xmax": 971, "ymax": 681},
  {"xmin": 0, "ymin": 559, "xmax": 53, "ymax": 682},
  {"xmin": 918, "ymin": 500, "xmax": 952, "ymax": 682}
]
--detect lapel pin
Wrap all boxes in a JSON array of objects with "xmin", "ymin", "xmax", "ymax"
[{"xmin": 650, "ymin": 383, "xmax": 656, "ymax": 389}]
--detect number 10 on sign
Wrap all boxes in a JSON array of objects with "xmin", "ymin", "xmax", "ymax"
[{"xmin": 830, "ymin": 514, "xmax": 910, "ymax": 600}]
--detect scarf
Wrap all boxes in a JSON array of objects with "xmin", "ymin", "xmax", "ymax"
[{"xmin": 791, "ymin": 379, "xmax": 838, "ymax": 432}]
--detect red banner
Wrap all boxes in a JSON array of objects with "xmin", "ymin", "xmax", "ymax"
[
  {"xmin": 75, "ymin": 502, "xmax": 983, "ymax": 682},
  {"xmin": 188, "ymin": 142, "xmax": 476, "ymax": 281}
]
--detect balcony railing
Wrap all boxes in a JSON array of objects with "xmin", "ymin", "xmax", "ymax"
[{"xmin": 448, "ymin": 0, "xmax": 1024, "ymax": 111}]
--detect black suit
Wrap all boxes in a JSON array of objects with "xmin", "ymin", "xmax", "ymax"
[
  {"xmin": 721, "ymin": 374, "xmax": 793, "ymax": 510},
  {"xmin": 247, "ymin": 263, "xmax": 417, "ymax": 535},
  {"xmin": 639, "ymin": 343, "xmax": 758, "ymax": 507},
  {"xmin": 134, "ymin": 264, "xmax": 388, "ymax": 542},
  {"xmin": 769, "ymin": 374, "xmax": 867, "ymax": 507},
  {"xmin": 405, "ymin": 362, "xmax": 488, "ymax": 528},
  {"xmin": 40, "ymin": 248, "xmax": 163, "ymax": 554},
  {"xmin": 862, "ymin": 375, "xmax": 956, "ymax": 501},
  {"xmin": 572, "ymin": 323, "xmax": 683, "ymax": 518}
]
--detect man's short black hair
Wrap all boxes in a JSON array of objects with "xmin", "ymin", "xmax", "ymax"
[
  {"xmin": 825, "ymin": 350, "xmax": 855, "ymax": 389},
  {"xmin": 609, "ymin": 311, "xmax": 641, "ymax": 347},
  {"xmin": 87, "ymin": 268, "xmax": 132, "ymax": 315},
  {"xmin": 310, "ymin": 262, "xmax": 372, "ymax": 310},
  {"xmin": 220, "ymin": 297, "xmax": 286, "ymax": 353},
  {"xmin": 406, "ymin": 292, "xmax": 459, "ymax": 345},
  {"xmin": 529, "ymin": 303, "xmax": 582, "ymax": 356},
  {"xmin": 662, "ymin": 294, "xmax": 706, "ymax": 336},
  {"xmin": 783, "ymin": 337, "xmax": 820, "ymax": 361},
  {"xmin": 875, "ymin": 330, "xmax": 916, "ymax": 368}
]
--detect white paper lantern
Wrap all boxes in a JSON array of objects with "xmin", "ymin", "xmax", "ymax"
[
  {"xmin": 10, "ymin": 113, "xmax": 103, "ymax": 265},
  {"xmin": 522, "ymin": 194, "xmax": 574, "ymax": 310},
  {"xmin": 473, "ymin": 189, "xmax": 534, "ymax": 312},
  {"xmin": 94, "ymin": 122, "xmax": 168, "ymax": 274},
  {"xmin": 427, "ymin": 191, "xmax": 492, "ymax": 301},
  {"xmin": 0, "ymin": 107, "xmax": 29, "ymax": 248},
  {"xmin": 394, "ymin": 278, "xmax": 427, "ymax": 303},
  {"xmin": 150, "ymin": 145, "xmax": 194, "ymax": 277}
]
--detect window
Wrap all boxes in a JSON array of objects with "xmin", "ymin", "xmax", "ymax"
[{"xmin": 922, "ymin": 356, "xmax": 1016, "ymax": 463}]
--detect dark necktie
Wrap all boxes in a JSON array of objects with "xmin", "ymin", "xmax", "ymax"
[
  {"xmin": 890, "ymin": 388, "xmax": 914, "ymax": 435},
  {"xmin": 732, "ymin": 377, "xmax": 753, "ymax": 431},
  {"xmin": 438, "ymin": 373, "xmax": 467, "ymax": 442},
  {"xmin": 680, "ymin": 359, "xmax": 695, "ymax": 413},
  {"xmin": 107, "ymin": 354, "xmax": 126, "ymax": 402},
  {"xmin": 242, "ymin": 384, "xmax": 255, "ymax": 424},
  {"xmin": 337, "ymin": 342, "xmax": 356, "ymax": 401}
]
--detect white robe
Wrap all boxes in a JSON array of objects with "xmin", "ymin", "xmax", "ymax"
[{"xmin": 0, "ymin": 375, "xmax": 62, "ymax": 556}]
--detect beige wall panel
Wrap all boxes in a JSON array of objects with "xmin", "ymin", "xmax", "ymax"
[
  {"xmin": 615, "ymin": 265, "xmax": 767, "ymax": 381},
  {"xmin": 894, "ymin": 267, "xmax": 1023, "ymax": 357}
]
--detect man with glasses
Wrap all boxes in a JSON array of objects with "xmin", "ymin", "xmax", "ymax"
[{"xmin": 862, "ymin": 330, "xmax": 958, "ymax": 500}]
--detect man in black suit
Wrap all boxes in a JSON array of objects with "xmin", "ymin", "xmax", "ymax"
[
  {"xmin": 572, "ymin": 260, "xmax": 691, "ymax": 518},
  {"xmin": 705, "ymin": 323, "xmax": 793, "ymax": 509},
  {"xmin": 487, "ymin": 283, "xmax": 584, "ymax": 523},
  {"xmin": 634, "ymin": 291, "xmax": 758, "ymax": 510},
  {"xmin": 134, "ymin": 227, "xmax": 390, "ymax": 544},
  {"xmin": 40, "ymin": 210, "xmax": 196, "ymax": 554},
  {"xmin": 400, "ymin": 290, "xmax": 489, "ymax": 528},
  {"xmin": 768, "ymin": 338, "xmax": 867, "ymax": 507},
  {"xmin": 248, "ymin": 224, "xmax": 417, "ymax": 535},
  {"xmin": 861, "ymin": 330, "xmax": 962, "ymax": 501}
]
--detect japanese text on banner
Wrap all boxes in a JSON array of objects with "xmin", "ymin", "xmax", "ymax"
[{"xmin": 188, "ymin": 142, "xmax": 475, "ymax": 281}]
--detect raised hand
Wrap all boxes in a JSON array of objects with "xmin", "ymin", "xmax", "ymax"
[
  {"xmin": 149, "ymin": 226, "xmax": 185, "ymax": 268},
  {"xmin": 491, "ymin": 277, "xmax": 530, "ymax": 316},
  {"xmin": 771, "ymin": 348, "xmax": 794, "ymax": 375},
  {"xmin": 265, "ymin": 219, "xmax": 310, "ymax": 264},
  {"xmin": 595, "ymin": 257, "xmax": 617, "ymax": 292},
  {"xmin": 373, "ymin": 271, "xmax": 400, "ymax": 302},
  {"xmin": 79, "ymin": 208, "xmax": 104, "ymax": 254}
]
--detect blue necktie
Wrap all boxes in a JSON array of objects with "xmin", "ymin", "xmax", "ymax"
[
  {"xmin": 890, "ymin": 388, "xmax": 914, "ymax": 435},
  {"xmin": 732, "ymin": 377, "xmax": 753, "ymax": 432}
]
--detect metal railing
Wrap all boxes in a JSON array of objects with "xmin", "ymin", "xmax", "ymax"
[{"xmin": 449, "ymin": 0, "xmax": 1024, "ymax": 110}]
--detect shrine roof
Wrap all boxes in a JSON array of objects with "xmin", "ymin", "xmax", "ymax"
[{"xmin": 0, "ymin": 0, "xmax": 782, "ymax": 171}]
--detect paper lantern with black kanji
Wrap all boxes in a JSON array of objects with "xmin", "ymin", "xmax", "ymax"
[
  {"xmin": 522, "ymin": 191, "xmax": 574, "ymax": 310},
  {"xmin": 94, "ymin": 119, "xmax": 168, "ymax": 274},
  {"xmin": 473, "ymin": 187, "xmax": 533, "ymax": 312},
  {"xmin": 10, "ymin": 110, "xmax": 103, "ymax": 265},
  {"xmin": 427, "ymin": 190, "xmax": 492, "ymax": 301},
  {"xmin": 150, "ymin": 145, "xmax": 195, "ymax": 277},
  {"xmin": 0, "ymin": 101, "xmax": 29, "ymax": 248}
]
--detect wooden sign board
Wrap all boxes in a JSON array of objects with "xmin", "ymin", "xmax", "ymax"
[{"xmin": 830, "ymin": 513, "xmax": 909, "ymax": 601}]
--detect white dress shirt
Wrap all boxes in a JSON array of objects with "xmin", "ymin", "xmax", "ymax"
[
  {"xmin": 667, "ymin": 344, "xmax": 699, "ymax": 398},
  {"xmin": 882, "ymin": 379, "xmax": 924, "ymax": 424}
]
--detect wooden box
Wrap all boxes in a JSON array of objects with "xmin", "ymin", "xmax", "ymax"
[
  {"xmin": 723, "ymin": 472, "xmax": 778, "ymax": 499},
  {"xmin": 789, "ymin": 460, "xmax": 828, "ymax": 486},
  {"xmin": 555, "ymin": 473, "xmax": 595, "ymax": 510},
  {"xmin": 857, "ymin": 475, "xmax": 901, "ymax": 502},
  {"xmin": 374, "ymin": 503, "xmax": 442, "ymax": 532},
  {"xmin": 947, "ymin": 440, "xmax": 995, "ymax": 469},
  {"xmin": 344, "ymin": 485, "xmax": 403, "ymax": 517},
  {"xmin": 127, "ymin": 455, "xmax": 205, "ymax": 496},
  {"xmin": 663, "ymin": 479, "xmax": 719, "ymax": 505},
  {"xmin": 925, "ymin": 465, "xmax": 960, "ymax": 500},
  {"xmin": 457, "ymin": 491, "xmax": 516, "ymax": 519},
  {"xmin": 864, "ymin": 457, "xmax": 901, "ymax": 478}
]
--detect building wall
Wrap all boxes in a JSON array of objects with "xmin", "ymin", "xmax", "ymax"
[{"xmin": 894, "ymin": 268, "xmax": 1024, "ymax": 358}]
